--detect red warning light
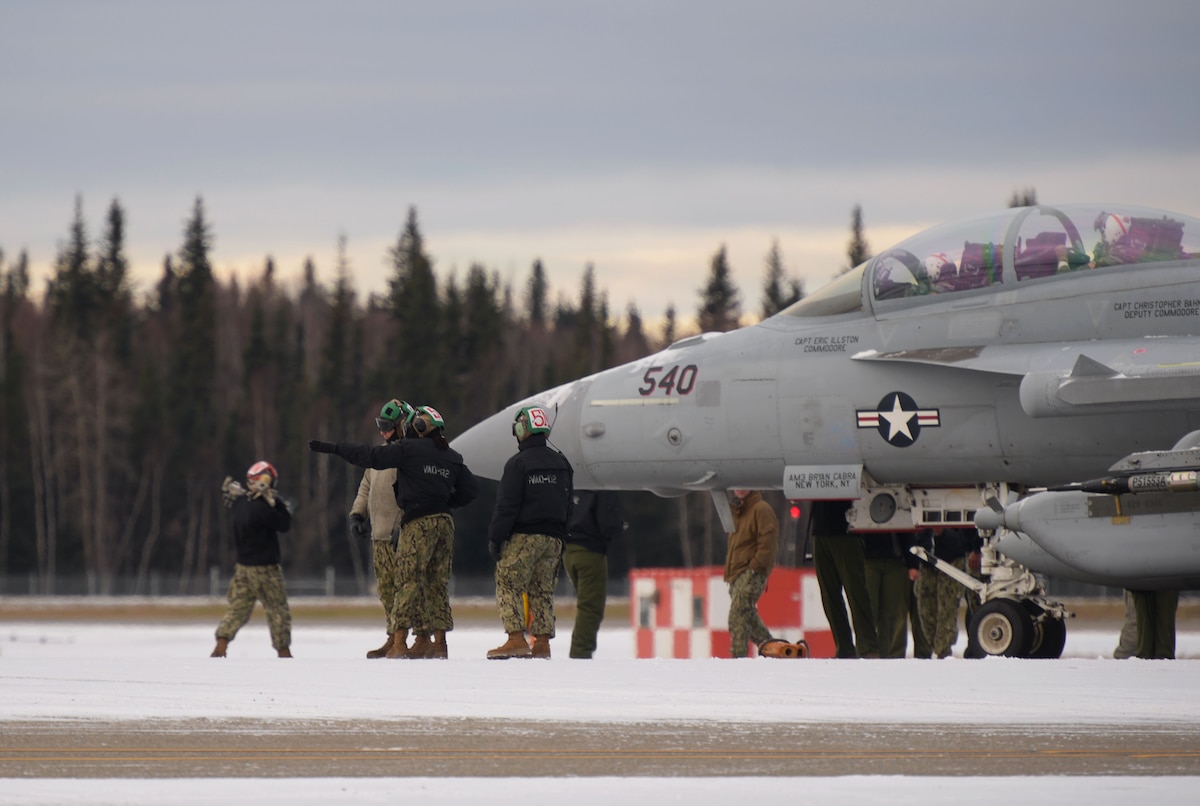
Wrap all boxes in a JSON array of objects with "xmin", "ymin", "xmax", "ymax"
[{"xmin": 788, "ymin": 502, "xmax": 802, "ymax": 520}]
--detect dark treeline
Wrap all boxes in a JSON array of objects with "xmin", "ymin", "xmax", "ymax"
[{"xmin": 0, "ymin": 196, "xmax": 818, "ymax": 593}]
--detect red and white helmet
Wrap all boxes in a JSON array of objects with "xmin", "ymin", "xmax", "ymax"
[{"xmin": 246, "ymin": 460, "xmax": 278, "ymax": 488}]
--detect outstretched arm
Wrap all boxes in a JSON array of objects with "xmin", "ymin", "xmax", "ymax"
[{"xmin": 309, "ymin": 440, "xmax": 404, "ymax": 470}]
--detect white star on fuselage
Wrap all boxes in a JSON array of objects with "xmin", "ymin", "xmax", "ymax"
[{"xmin": 879, "ymin": 394, "xmax": 916, "ymax": 441}]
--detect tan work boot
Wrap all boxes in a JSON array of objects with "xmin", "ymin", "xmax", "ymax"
[
  {"xmin": 428, "ymin": 630, "xmax": 448, "ymax": 660},
  {"xmin": 210, "ymin": 637, "xmax": 228, "ymax": 658},
  {"xmin": 531, "ymin": 634, "xmax": 551, "ymax": 659},
  {"xmin": 407, "ymin": 632, "xmax": 433, "ymax": 659},
  {"xmin": 277, "ymin": 646, "xmax": 293, "ymax": 658},
  {"xmin": 385, "ymin": 629, "xmax": 410, "ymax": 659},
  {"xmin": 366, "ymin": 633, "xmax": 394, "ymax": 659},
  {"xmin": 487, "ymin": 631, "xmax": 533, "ymax": 659}
]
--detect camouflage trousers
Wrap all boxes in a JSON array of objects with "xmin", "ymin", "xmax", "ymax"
[
  {"xmin": 393, "ymin": 514, "xmax": 455, "ymax": 633},
  {"xmin": 916, "ymin": 558, "xmax": 967, "ymax": 658},
  {"xmin": 909, "ymin": 578, "xmax": 932, "ymax": 659},
  {"xmin": 728, "ymin": 569, "xmax": 772, "ymax": 658},
  {"xmin": 372, "ymin": 540, "xmax": 401, "ymax": 634},
  {"xmin": 216, "ymin": 563, "xmax": 292, "ymax": 651},
  {"xmin": 495, "ymin": 533, "xmax": 561, "ymax": 637}
]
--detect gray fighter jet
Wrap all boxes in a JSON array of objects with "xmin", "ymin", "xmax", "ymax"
[{"xmin": 453, "ymin": 203, "xmax": 1200, "ymax": 658}]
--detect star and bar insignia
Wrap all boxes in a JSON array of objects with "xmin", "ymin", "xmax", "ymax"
[{"xmin": 856, "ymin": 392, "xmax": 941, "ymax": 447}]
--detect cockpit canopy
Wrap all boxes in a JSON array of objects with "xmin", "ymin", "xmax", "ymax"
[{"xmin": 783, "ymin": 204, "xmax": 1200, "ymax": 318}]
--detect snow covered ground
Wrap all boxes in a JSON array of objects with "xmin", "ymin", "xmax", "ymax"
[{"xmin": 2, "ymin": 619, "xmax": 1199, "ymax": 804}]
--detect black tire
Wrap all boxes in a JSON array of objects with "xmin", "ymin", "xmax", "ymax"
[
  {"xmin": 1022, "ymin": 600, "xmax": 1067, "ymax": 659},
  {"xmin": 967, "ymin": 598, "xmax": 1033, "ymax": 658}
]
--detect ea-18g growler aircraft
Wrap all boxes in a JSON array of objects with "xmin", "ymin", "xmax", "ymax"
[{"xmin": 453, "ymin": 203, "xmax": 1200, "ymax": 659}]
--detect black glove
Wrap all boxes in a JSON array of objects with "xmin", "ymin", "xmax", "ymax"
[
  {"xmin": 488, "ymin": 540, "xmax": 502, "ymax": 562},
  {"xmin": 350, "ymin": 513, "xmax": 370, "ymax": 539},
  {"xmin": 309, "ymin": 439, "xmax": 336, "ymax": 453}
]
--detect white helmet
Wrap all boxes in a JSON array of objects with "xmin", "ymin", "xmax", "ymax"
[
  {"xmin": 1097, "ymin": 212, "xmax": 1131, "ymax": 244},
  {"xmin": 923, "ymin": 252, "xmax": 955, "ymax": 280}
]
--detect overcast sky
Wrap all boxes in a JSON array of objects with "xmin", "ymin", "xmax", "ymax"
[{"xmin": 2, "ymin": 0, "xmax": 1198, "ymax": 326}]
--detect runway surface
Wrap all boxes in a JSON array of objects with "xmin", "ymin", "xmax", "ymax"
[
  {"xmin": 4, "ymin": 599, "xmax": 1200, "ymax": 798},
  {"xmin": 4, "ymin": 718, "xmax": 1200, "ymax": 778}
]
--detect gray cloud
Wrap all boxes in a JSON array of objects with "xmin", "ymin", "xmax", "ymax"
[{"xmin": 2, "ymin": 0, "xmax": 1198, "ymax": 316}]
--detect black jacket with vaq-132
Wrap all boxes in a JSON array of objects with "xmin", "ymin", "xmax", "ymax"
[
  {"xmin": 330, "ymin": 437, "xmax": 479, "ymax": 526},
  {"xmin": 488, "ymin": 433, "xmax": 574, "ymax": 547}
]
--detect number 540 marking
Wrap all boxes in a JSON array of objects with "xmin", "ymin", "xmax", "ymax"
[{"xmin": 638, "ymin": 364, "xmax": 698, "ymax": 396}]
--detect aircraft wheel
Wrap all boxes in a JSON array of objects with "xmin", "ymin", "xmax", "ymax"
[
  {"xmin": 967, "ymin": 599, "xmax": 1033, "ymax": 658},
  {"xmin": 1022, "ymin": 601, "xmax": 1067, "ymax": 659},
  {"xmin": 1033, "ymin": 618, "xmax": 1067, "ymax": 659}
]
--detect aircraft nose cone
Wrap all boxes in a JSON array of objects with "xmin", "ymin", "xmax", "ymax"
[{"xmin": 452, "ymin": 405, "xmax": 523, "ymax": 481}]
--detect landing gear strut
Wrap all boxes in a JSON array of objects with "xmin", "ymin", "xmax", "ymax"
[{"xmin": 912, "ymin": 543, "xmax": 1070, "ymax": 659}]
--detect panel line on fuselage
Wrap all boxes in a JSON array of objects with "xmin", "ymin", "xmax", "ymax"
[{"xmin": 590, "ymin": 399, "xmax": 680, "ymax": 407}]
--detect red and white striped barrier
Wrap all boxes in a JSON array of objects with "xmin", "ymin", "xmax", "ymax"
[{"xmin": 630, "ymin": 566, "xmax": 835, "ymax": 658}]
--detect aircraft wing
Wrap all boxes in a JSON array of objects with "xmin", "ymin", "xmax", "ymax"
[{"xmin": 854, "ymin": 337, "xmax": 1200, "ymax": 417}]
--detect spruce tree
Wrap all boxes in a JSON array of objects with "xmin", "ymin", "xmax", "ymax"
[
  {"xmin": 169, "ymin": 196, "xmax": 219, "ymax": 590},
  {"xmin": 846, "ymin": 204, "xmax": 871, "ymax": 273},
  {"xmin": 619, "ymin": 302, "xmax": 651, "ymax": 363},
  {"xmin": 526, "ymin": 259, "xmax": 547, "ymax": 327},
  {"xmin": 95, "ymin": 199, "xmax": 134, "ymax": 361},
  {"xmin": 171, "ymin": 197, "xmax": 218, "ymax": 441},
  {"xmin": 459, "ymin": 264, "xmax": 507, "ymax": 422},
  {"xmin": 1008, "ymin": 188, "xmax": 1038, "ymax": 207},
  {"xmin": 697, "ymin": 245, "xmax": 741, "ymax": 333},
  {"xmin": 661, "ymin": 303, "xmax": 677, "ymax": 348},
  {"xmin": 0, "ymin": 250, "xmax": 32, "ymax": 577},
  {"xmin": 319, "ymin": 234, "xmax": 362, "ymax": 430},
  {"xmin": 517, "ymin": 260, "xmax": 550, "ymax": 399},
  {"xmin": 46, "ymin": 196, "xmax": 98, "ymax": 339},
  {"xmin": 761, "ymin": 239, "xmax": 803, "ymax": 318},
  {"xmin": 573, "ymin": 264, "xmax": 600, "ymax": 375},
  {"xmin": 385, "ymin": 207, "xmax": 441, "ymax": 400}
]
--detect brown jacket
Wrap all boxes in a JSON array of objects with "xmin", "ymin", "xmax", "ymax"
[{"xmin": 723, "ymin": 491, "xmax": 779, "ymax": 583}]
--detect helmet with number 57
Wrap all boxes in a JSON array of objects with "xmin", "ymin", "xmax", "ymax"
[{"xmin": 512, "ymin": 406, "xmax": 552, "ymax": 442}]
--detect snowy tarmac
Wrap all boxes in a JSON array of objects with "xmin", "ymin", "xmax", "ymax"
[{"xmin": 2, "ymin": 616, "xmax": 1199, "ymax": 804}]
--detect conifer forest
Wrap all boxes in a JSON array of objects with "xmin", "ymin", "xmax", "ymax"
[{"xmin": 0, "ymin": 196, "xmax": 817, "ymax": 595}]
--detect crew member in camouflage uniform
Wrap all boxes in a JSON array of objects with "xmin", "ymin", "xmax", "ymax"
[
  {"xmin": 350, "ymin": 398, "xmax": 408, "ymax": 659},
  {"xmin": 907, "ymin": 547, "xmax": 933, "ymax": 659},
  {"xmin": 211, "ymin": 461, "xmax": 294, "ymax": 658},
  {"xmin": 911, "ymin": 526, "xmax": 981, "ymax": 659},
  {"xmin": 724, "ymin": 489, "xmax": 780, "ymax": 658},
  {"xmin": 486, "ymin": 405, "xmax": 573, "ymax": 660},
  {"xmin": 310, "ymin": 404, "xmax": 478, "ymax": 659}
]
